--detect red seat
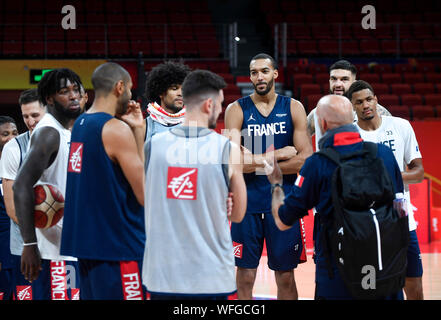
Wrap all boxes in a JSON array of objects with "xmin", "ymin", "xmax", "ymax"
[
  {"xmin": 108, "ymin": 41, "xmax": 131, "ymax": 56},
  {"xmin": 371, "ymin": 83, "xmax": 390, "ymax": 95},
  {"xmin": 381, "ymin": 73, "xmax": 402, "ymax": 83},
  {"xmin": 88, "ymin": 40, "xmax": 106, "ymax": 57},
  {"xmin": 305, "ymin": 94, "xmax": 323, "ymax": 112},
  {"xmin": 426, "ymin": 73, "xmax": 441, "ymax": 83},
  {"xmin": 341, "ymin": 40, "xmax": 359, "ymax": 56},
  {"xmin": 359, "ymin": 39, "xmax": 380, "ymax": 55},
  {"xmin": 24, "ymin": 41, "xmax": 44, "ymax": 57},
  {"xmin": 360, "ymin": 73, "xmax": 380, "ymax": 84},
  {"xmin": 388, "ymin": 105, "xmax": 411, "ymax": 120},
  {"xmin": 422, "ymin": 40, "xmax": 441, "ymax": 54},
  {"xmin": 380, "ymin": 40, "xmax": 398, "ymax": 55},
  {"xmin": 317, "ymin": 40, "xmax": 338, "ymax": 55},
  {"xmin": 2, "ymin": 41, "xmax": 23, "ymax": 56},
  {"xmin": 46, "ymin": 41, "xmax": 65, "ymax": 57},
  {"xmin": 424, "ymin": 94, "xmax": 441, "ymax": 106},
  {"xmin": 390, "ymin": 84, "xmax": 412, "ymax": 95},
  {"xmin": 403, "ymin": 73, "xmax": 425, "ymax": 84},
  {"xmin": 435, "ymin": 106, "xmax": 441, "ymax": 117},
  {"xmin": 394, "ymin": 64, "xmax": 414, "ymax": 73},
  {"xmin": 401, "ymin": 94, "xmax": 423, "ymax": 106},
  {"xmin": 315, "ymin": 73, "xmax": 330, "ymax": 86},
  {"xmin": 413, "ymin": 25, "xmax": 433, "ymax": 39},
  {"xmin": 412, "ymin": 106, "xmax": 435, "ymax": 120},
  {"xmin": 297, "ymin": 40, "xmax": 318, "ymax": 55},
  {"xmin": 67, "ymin": 41, "xmax": 88, "ymax": 56},
  {"xmin": 310, "ymin": 26, "xmax": 334, "ymax": 39},
  {"xmin": 378, "ymin": 94, "xmax": 400, "ymax": 106},
  {"xmin": 289, "ymin": 26, "xmax": 312, "ymax": 40},
  {"xmin": 175, "ymin": 40, "xmax": 199, "ymax": 57},
  {"xmin": 401, "ymin": 40, "xmax": 423, "ymax": 55},
  {"xmin": 130, "ymin": 41, "xmax": 151, "ymax": 55},
  {"xmin": 299, "ymin": 84, "xmax": 321, "ymax": 101},
  {"xmin": 413, "ymin": 83, "xmax": 435, "ymax": 94},
  {"xmin": 373, "ymin": 64, "xmax": 393, "ymax": 74}
]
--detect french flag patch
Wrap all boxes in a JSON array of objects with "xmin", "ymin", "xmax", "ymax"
[{"xmin": 295, "ymin": 175, "xmax": 304, "ymax": 188}]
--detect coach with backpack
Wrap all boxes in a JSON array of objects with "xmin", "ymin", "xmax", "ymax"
[{"xmin": 266, "ymin": 94, "xmax": 409, "ymax": 300}]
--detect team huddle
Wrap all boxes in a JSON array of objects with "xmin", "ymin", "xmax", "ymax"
[{"xmin": 0, "ymin": 55, "xmax": 424, "ymax": 300}]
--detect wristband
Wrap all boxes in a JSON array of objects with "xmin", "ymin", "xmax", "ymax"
[
  {"xmin": 23, "ymin": 242, "xmax": 38, "ymax": 247},
  {"xmin": 271, "ymin": 183, "xmax": 283, "ymax": 194}
]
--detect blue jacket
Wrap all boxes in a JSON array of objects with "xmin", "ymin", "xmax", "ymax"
[{"xmin": 278, "ymin": 124, "xmax": 404, "ymax": 299}]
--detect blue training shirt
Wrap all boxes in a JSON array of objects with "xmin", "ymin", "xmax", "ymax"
[
  {"xmin": 60, "ymin": 112, "xmax": 145, "ymax": 261},
  {"xmin": 239, "ymin": 94, "xmax": 297, "ymax": 214},
  {"xmin": 277, "ymin": 127, "xmax": 404, "ymax": 298}
]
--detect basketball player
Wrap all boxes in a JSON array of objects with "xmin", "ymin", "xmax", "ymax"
[
  {"xmin": 143, "ymin": 69, "xmax": 247, "ymax": 299},
  {"xmin": 60, "ymin": 62, "xmax": 146, "ymax": 300},
  {"xmin": 0, "ymin": 116, "xmax": 18, "ymax": 300},
  {"xmin": 13, "ymin": 69, "xmax": 83, "ymax": 300},
  {"xmin": 224, "ymin": 53, "xmax": 313, "ymax": 300},
  {"xmin": 144, "ymin": 61, "xmax": 191, "ymax": 141},
  {"xmin": 0, "ymin": 89, "xmax": 46, "ymax": 300},
  {"xmin": 348, "ymin": 80, "xmax": 424, "ymax": 300},
  {"xmin": 307, "ymin": 60, "xmax": 391, "ymax": 150}
]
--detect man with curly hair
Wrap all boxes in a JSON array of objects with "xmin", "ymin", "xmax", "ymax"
[{"xmin": 144, "ymin": 61, "xmax": 191, "ymax": 141}]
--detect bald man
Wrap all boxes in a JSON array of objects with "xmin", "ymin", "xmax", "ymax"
[
  {"xmin": 61, "ymin": 62, "xmax": 146, "ymax": 300},
  {"xmin": 266, "ymin": 95, "xmax": 405, "ymax": 300}
]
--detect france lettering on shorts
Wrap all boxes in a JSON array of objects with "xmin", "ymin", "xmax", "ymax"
[{"xmin": 239, "ymin": 95, "xmax": 296, "ymax": 214}]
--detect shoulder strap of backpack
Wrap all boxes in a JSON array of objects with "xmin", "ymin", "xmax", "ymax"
[
  {"xmin": 362, "ymin": 141, "xmax": 378, "ymax": 159},
  {"xmin": 316, "ymin": 147, "xmax": 342, "ymax": 166}
]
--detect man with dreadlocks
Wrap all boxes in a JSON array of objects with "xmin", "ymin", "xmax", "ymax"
[
  {"xmin": 13, "ymin": 68, "xmax": 84, "ymax": 300},
  {"xmin": 144, "ymin": 61, "xmax": 191, "ymax": 141}
]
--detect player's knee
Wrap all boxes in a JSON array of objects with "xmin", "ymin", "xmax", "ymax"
[
  {"xmin": 274, "ymin": 270, "xmax": 295, "ymax": 288},
  {"xmin": 236, "ymin": 268, "xmax": 257, "ymax": 288}
]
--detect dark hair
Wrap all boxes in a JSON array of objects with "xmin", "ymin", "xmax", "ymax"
[
  {"xmin": 145, "ymin": 61, "xmax": 191, "ymax": 104},
  {"xmin": 250, "ymin": 53, "xmax": 278, "ymax": 70},
  {"xmin": 329, "ymin": 60, "xmax": 357, "ymax": 77},
  {"xmin": 345, "ymin": 80, "xmax": 375, "ymax": 101},
  {"xmin": 38, "ymin": 68, "xmax": 82, "ymax": 105},
  {"xmin": 182, "ymin": 70, "xmax": 226, "ymax": 106},
  {"xmin": 0, "ymin": 116, "xmax": 16, "ymax": 126},
  {"xmin": 18, "ymin": 88, "xmax": 40, "ymax": 106},
  {"xmin": 91, "ymin": 62, "xmax": 131, "ymax": 95}
]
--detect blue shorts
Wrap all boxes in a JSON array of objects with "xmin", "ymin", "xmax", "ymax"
[
  {"xmin": 231, "ymin": 212, "xmax": 306, "ymax": 271},
  {"xmin": 406, "ymin": 230, "xmax": 423, "ymax": 278},
  {"xmin": 11, "ymin": 254, "xmax": 80, "ymax": 300},
  {"xmin": 0, "ymin": 267, "xmax": 12, "ymax": 300},
  {"xmin": 79, "ymin": 259, "xmax": 144, "ymax": 300}
]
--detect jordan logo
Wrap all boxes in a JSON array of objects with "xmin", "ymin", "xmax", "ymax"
[
  {"xmin": 248, "ymin": 113, "xmax": 256, "ymax": 122},
  {"xmin": 167, "ymin": 167, "xmax": 198, "ymax": 200}
]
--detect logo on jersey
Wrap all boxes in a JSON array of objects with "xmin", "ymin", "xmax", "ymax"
[
  {"xmin": 16, "ymin": 286, "xmax": 32, "ymax": 300},
  {"xmin": 276, "ymin": 113, "xmax": 287, "ymax": 117},
  {"xmin": 248, "ymin": 113, "xmax": 256, "ymax": 122},
  {"xmin": 120, "ymin": 261, "xmax": 143, "ymax": 300},
  {"xmin": 247, "ymin": 122, "xmax": 287, "ymax": 137},
  {"xmin": 295, "ymin": 175, "xmax": 304, "ymax": 188},
  {"xmin": 68, "ymin": 142, "xmax": 83, "ymax": 173},
  {"xmin": 71, "ymin": 288, "xmax": 80, "ymax": 300},
  {"xmin": 167, "ymin": 167, "xmax": 198, "ymax": 200},
  {"xmin": 233, "ymin": 242, "xmax": 243, "ymax": 259}
]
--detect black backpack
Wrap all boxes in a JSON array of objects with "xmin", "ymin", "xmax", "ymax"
[{"xmin": 317, "ymin": 142, "xmax": 409, "ymax": 299}]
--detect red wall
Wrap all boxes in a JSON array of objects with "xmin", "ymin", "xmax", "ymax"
[{"xmin": 411, "ymin": 121, "xmax": 441, "ymax": 207}]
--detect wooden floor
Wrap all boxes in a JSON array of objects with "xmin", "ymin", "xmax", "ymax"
[{"xmin": 252, "ymin": 240, "xmax": 441, "ymax": 300}]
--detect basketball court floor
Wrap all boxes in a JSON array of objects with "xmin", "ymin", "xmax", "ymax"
[{"xmin": 252, "ymin": 240, "xmax": 441, "ymax": 300}]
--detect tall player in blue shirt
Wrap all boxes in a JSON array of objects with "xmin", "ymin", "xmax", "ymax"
[{"xmin": 224, "ymin": 53, "xmax": 313, "ymax": 299}]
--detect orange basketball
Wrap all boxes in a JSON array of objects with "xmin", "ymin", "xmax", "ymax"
[{"xmin": 33, "ymin": 184, "xmax": 64, "ymax": 229}]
